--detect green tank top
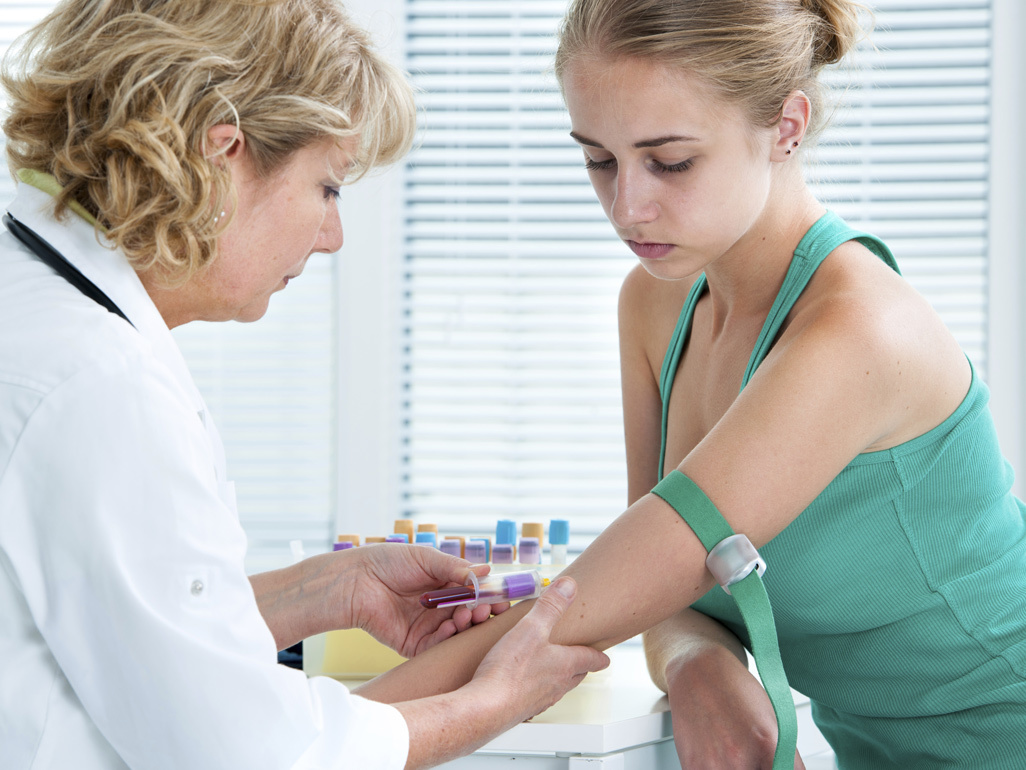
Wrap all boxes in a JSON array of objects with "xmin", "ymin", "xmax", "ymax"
[{"xmin": 657, "ymin": 211, "xmax": 1026, "ymax": 768}]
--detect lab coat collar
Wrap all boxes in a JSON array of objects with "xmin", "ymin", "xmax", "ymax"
[{"xmin": 5, "ymin": 183, "xmax": 234, "ymax": 503}]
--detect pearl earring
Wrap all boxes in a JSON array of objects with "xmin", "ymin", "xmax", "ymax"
[{"xmin": 213, "ymin": 210, "xmax": 226, "ymax": 223}]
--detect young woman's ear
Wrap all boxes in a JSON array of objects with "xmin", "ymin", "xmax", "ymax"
[{"xmin": 775, "ymin": 90, "xmax": 811, "ymax": 161}]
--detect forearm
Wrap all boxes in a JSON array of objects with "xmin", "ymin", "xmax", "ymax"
[
  {"xmin": 642, "ymin": 607, "xmax": 747, "ymax": 693},
  {"xmin": 356, "ymin": 600, "xmax": 527, "ymax": 702},
  {"xmin": 395, "ymin": 682, "xmax": 508, "ymax": 770},
  {"xmin": 249, "ymin": 553, "xmax": 351, "ymax": 650}
]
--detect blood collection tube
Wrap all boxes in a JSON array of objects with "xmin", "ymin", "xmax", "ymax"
[
  {"xmin": 518, "ymin": 536, "xmax": 540, "ymax": 564},
  {"xmin": 439, "ymin": 539, "xmax": 462, "ymax": 557},
  {"xmin": 419, "ymin": 569, "xmax": 549, "ymax": 610},
  {"xmin": 465, "ymin": 540, "xmax": 487, "ymax": 563}
]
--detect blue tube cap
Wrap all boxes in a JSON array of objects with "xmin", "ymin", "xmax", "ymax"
[
  {"xmin": 549, "ymin": 519, "xmax": 569, "ymax": 546},
  {"xmin": 496, "ymin": 519, "xmax": 517, "ymax": 545}
]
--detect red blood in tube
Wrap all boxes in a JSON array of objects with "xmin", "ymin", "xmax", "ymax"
[{"xmin": 419, "ymin": 585, "xmax": 477, "ymax": 609}]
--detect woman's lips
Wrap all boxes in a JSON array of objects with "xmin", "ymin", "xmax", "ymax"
[{"xmin": 625, "ymin": 240, "xmax": 674, "ymax": 259}]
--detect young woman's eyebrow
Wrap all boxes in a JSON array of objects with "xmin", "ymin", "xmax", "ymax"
[{"xmin": 569, "ymin": 131, "xmax": 699, "ymax": 149}]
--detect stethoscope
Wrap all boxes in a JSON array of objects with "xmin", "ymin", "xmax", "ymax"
[{"xmin": 2, "ymin": 212, "xmax": 134, "ymax": 327}]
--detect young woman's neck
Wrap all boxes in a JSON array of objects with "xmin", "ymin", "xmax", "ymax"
[{"xmin": 702, "ymin": 185, "xmax": 824, "ymax": 332}]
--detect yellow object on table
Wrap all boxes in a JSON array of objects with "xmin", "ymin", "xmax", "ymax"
[{"xmin": 303, "ymin": 628, "xmax": 406, "ymax": 680}]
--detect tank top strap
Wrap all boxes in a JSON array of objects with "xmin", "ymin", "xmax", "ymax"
[
  {"xmin": 656, "ymin": 211, "xmax": 898, "ymax": 478},
  {"xmin": 657, "ymin": 273, "xmax": 708, "ymax": 479},
  {"xmin": 740, "ymin": 211, "xmax": 900, "ymax": 389}
]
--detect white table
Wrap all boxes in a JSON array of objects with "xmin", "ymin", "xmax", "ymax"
[
  {"xmin": 317, "ymin": 635, "xmax": 836, "ymax": 769},
  {"xmin": 435, "ymin": 641, "xmax": 678, "ymax": 769},
  {"xmin": 433, "ymin": 641, "xmax": 837, "ymax": 769}
]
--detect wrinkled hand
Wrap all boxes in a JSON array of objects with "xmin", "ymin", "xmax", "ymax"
[
  {"xmin": 347, "ymin": 544, "xmax": 510, "ymax": 658},
  {"xmin": 665, "ymin": 646, "xmax": 805, "ymax": 770},
  {"xmin": 468, "ymin": 577, "xmax": 610, "ymax": 724}
]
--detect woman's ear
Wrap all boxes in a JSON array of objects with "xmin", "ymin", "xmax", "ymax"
[
  {"xmin": 204, "ymin": 124, "xmax": 247, "ymax": 164},
  {"xmin": 774, "ymin": 90, "xmax": 811, "ymax": 161}
]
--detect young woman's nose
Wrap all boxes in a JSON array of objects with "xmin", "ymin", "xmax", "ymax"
[{"xmin": 610, "ymin": 168, "xmax": 659, "ymax": 229}]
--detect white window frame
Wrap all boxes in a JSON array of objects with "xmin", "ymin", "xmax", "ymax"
[
  {"xmin": 337, "ymin": 0, "xmax": 1026, "ymax": 541},
  {"xmin": 986, "ymin": 0, "xmax": 1026, "ymax": 485},
  {"xmin": 334, "ymin": 0, "xmax": 410, "ymax": 537}
]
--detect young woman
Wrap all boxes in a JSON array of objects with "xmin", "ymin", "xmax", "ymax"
[
  {"xmin": 358, "ymin": 1, "xmax": 1026, "ymax": 768},
  {"xmin": 0, "ymin": 2, "xmax": 608, "ymax": 768}
]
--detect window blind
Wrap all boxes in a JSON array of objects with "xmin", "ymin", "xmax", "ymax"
[
  {"xmin": 397, "ymin": 0, "xmax": 994, "ymax": 553},
  {"xmin": 1, "ymin": 2, "xmax": 338, "ymax": 574},
  {"xmin": 0, "ymin": 2, "xmax": 57, "ymax": 203}
]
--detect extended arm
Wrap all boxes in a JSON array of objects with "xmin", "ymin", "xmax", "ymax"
[{"xmin": 357, "ymin": 487, "xmax": 720, "ymax": 703}]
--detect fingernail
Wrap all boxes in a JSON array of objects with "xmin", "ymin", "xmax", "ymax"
[{"xmin": 551, "ymin": 577, "xmax": 575, "ymax": 598}]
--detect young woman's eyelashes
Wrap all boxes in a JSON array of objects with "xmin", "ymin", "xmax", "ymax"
[
  {"xmin": 323, "ymin": 185, "xmax": 341, "ymax": 201},
  {"xmin": 583, "ymin": 155, "xmax": 695, "ymax": 174},
  {"xmin": 584, "ymin": 156, "xmax": 616, "ymax": 172},
  {"xmin": 653, "ymin": 158, "xmax": 694, "ymax": 174}
]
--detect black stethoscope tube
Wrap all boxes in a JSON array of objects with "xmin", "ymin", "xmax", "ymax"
[{"xmin": 3, "ymin": 212, "xmax": 133, "ymax": 327}]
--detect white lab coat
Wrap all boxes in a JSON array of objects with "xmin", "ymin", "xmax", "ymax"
[{"xmin": 0, "ymin": 184, "xmax": 409, "ymax": 769}]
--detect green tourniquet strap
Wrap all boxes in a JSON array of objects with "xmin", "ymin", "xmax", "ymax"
[{"xmin": 652, "ymin": 471, "xmax": 798, "ymax": 770}]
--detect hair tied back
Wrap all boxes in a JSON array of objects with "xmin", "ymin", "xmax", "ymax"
[{"xmin": 801, "ymin": 0, "xmax": 871, "ymax": 67}]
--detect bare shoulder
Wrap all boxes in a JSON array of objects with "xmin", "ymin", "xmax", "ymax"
[
  {"xmin": 784, "ymin": 239, "xmax": 971, "ymax": 448},
  {"xmin": 618, "ymin": 263, "xmax": 702, "ymax": 355}
]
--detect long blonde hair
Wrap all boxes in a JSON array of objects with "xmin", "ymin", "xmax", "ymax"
[
  {"xmin": 554, "ymin": 0, "xmax": 867, "ymax": 137},
  {"xmin": 2, "ymin": 0, "xmax": 416, "ymax": 283}
]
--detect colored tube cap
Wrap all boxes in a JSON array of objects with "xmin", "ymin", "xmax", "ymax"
[
  {"xmin": 469, "ymin": 537, "xmax": 491, "ymax": 561},
  {"xmin": 465, "ymin": 540, "xmax": 487, "ymax": 563},
  {"xmin": 439, "ymin": 539, "xmax": 461, "ymax": 557},
  {"xmin": 492, "ymin": 543, "xmax": 514, "ymax": 564},
  {"xmin": 504, "ymin": 571, "xmax": 539, "ymax": 600},
  {"xmin": 518, "ymin": 537, "xmax": 540, "ymax": 564},
  {"xmin": 549, "ymin": 519, "xmax": 570, "ymax": 546},
  {"xmin": 496, "ymin": 519, "xmax": 517, "ymax": 545}
]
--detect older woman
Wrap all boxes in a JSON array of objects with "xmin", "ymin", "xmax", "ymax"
[{"xmin": 0, "ymin": 1, "xmax": 608, "ymax": 768}]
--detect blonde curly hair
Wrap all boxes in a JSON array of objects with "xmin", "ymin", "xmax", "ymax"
[{"xmin": 2, "ymin": 0, "xmax": 416, "ymax": 284}]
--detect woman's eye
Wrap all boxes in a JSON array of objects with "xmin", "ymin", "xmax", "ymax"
[
  {"xmin": 323, "ymin": 186, "xmax": 341, "ymax": 201},
  {"xmin": 652, "ymin": 158, "xmax": 694, "ymax": 174},
  {"xmin": 584, "ymin": 156, "xmax": 616, "ymax": 172}
]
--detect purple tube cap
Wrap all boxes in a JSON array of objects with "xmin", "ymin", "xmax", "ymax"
[{"xmin": 504, "ymin": 571, "xmax": 538, "ymax": 600}]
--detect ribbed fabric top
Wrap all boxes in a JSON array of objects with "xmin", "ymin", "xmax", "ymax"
[{"xmin": 658, "ymin": 212, "xmax": 1026, "ymax": 768}]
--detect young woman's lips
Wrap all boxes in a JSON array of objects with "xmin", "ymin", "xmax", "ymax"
[{"xmin": 626, "ymin": 240, "xmax": 673, "ymax": 259}]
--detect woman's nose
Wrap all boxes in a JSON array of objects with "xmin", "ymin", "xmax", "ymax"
[
  {"xmin": 610, "ymin": 169, "xmax": 658, "ymax": 229},
  {"xmin": 318, "ymin": 200, "xmax": 344, "ymax": 254}
]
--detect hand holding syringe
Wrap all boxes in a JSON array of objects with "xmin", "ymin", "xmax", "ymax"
[{"xmin": 420, "ymin": 569, "xmax": 550, "ymax": 610}]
